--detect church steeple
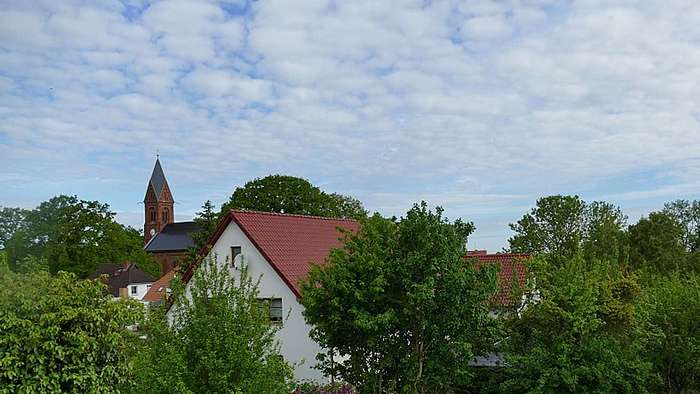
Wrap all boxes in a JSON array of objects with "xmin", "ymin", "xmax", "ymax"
[{"xmin": 144, "ymin": 157, "xmax": 174, "ymax": 245}]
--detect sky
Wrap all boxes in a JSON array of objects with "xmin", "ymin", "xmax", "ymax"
[{"xmin": 1, "ymin": 0, "xmax": 699, "ymax": 252}]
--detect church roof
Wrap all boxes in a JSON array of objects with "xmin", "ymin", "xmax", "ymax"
[
  {"xmin": 145, "ymin": 221, "xmax": 200, "ymax": 252},
  {"xmin": 145, "ymin": 158, "xmax": 168, "ymax": 202}
]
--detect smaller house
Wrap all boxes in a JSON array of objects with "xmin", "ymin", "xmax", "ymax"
[
  {"xmin": 88, "ymin": 263, "xmax": 154, "ymax": 300},
  {"xmin": 142, "ymin": 269, "xmax": 177, "ymax": 305}
]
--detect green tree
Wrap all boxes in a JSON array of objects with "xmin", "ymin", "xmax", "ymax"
[
  {"xmin": 301, "ymin": 203, "xmax": 500, "ymax": 393},
  {"xmin": 628, "ymin": 212, "xmax": 687, "ymax": 275},
  {"xmin": 4, "ymin": 195, "xmax": 159, "ymax": 277},
  {"xmin": 502, "ymin": 256, "xmax": 656, "ymax": 393},
  {"xmin": 509, "ymin": 196, "xmax": 627, "ymax": 262},
  {"xmin": 662, "ymin": 200, "xmax": 700, "ymax": 253},
  {"xmin": 0, "ymin": 206, "xmax": 28, "ymax": 249},
  {"xmin": 638, "ymin": 273, "xmax": 700, "ymax": 393},
  {"xmin": 222, "ymin": 175, "xmax": 367, "ymax": 219},
  {"xmin": 132, "ymin": 255, "xmax": 294, "ymax": 393},
  {"xmin": 185, "ymin": 200, "xmax": 221, "ymax": 268},
  {"xmin": 0, "ymin": 268, "xmax": 143, "ymax": 392}
]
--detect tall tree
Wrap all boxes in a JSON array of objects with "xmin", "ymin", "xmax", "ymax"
[
  {"xmin": 628, "ymin": 212, "xmax": 687, "ymax": 275},
  {"xmin": 0, "ymin": 206, "xmax": 28, "ymax": 249},
  {"xmin": 132, "ymin": 256, "xmax": 294, "ymax": 393},
  {"xmin": 4, "ymin": 195, "xmax": 159, "ymax": 277},
  {"xmin": 509, "ymin": 195, "xmax": 627, "ymax": 261},
  {"xmin": 502, "ymin": 256, "xmax": 656, "ymax": 393},
  {"xmin": 301, "ymin": 203, "xmax": 500, "ymax": 393},
  {"xmin": 221, "ymin": 175, "xmax": 367, "ymax": 219},
  {"xmin": 662, "ymin": 200, "xmax": 700, "ymax": 253},
  {"xmin": 0, "ymin": 268, "xmax": 143, "ymax": 392}
]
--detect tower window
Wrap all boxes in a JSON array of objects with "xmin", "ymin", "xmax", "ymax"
[
  {"xmin": 149, "ymin": 208, "xmax": 156, "ymax": 222},
  {"xmin": 162, "ymin": 208, "xmax": 169, "ymax": 222}
]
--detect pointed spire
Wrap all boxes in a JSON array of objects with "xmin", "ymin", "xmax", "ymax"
[{"xmin": 147, "ymin": 157, "xmax": 168, "ymax": 202}]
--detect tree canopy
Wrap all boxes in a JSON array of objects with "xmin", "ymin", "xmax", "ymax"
[
  {"xmin": 221, "ymin": 175, "xmax": 367, "ymax": 219},
  {"xmin": 1, "ymin": 195, "xmax": 159, "ymax": 277},
  {"xmin": 509, "ymin": 195, "xmax": 627, "ymax": 262},
  {"xmin": 0, "ymin": 266, "xmax": 143, "ymax": 392},
  {"xmin": 300, "ymin": 202, "xmax": 500, "ymax": 393}
]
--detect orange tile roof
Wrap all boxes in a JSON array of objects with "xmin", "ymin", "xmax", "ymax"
[
  {"xmin": 143, "ymin": 268, "xmax": 177, "ymax": 302},
  {"xmin": 181, "ymin": 210, "xmax": 359, "ymax": 298},
  {"xmin": 466, "ymin": 251, "xmax": 530, "ymax": 306}
]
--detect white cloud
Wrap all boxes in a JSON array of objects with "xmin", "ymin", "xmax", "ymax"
[{"xmin": 1, "ymin": 0, "xmax": 700, "ymax": 251}]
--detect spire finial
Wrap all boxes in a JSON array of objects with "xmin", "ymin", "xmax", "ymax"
[{"xmin": 156, "ymin": 151, "xmax": 160, "ymax": 160}]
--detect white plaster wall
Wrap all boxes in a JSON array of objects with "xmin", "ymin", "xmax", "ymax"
[
  {"xmin": 129, "ymin": 282, "xmax": 151, "ymax": 300},
  {"xmin": 169, "ymin": 221, "xmax": 327, "ymax": 382}
]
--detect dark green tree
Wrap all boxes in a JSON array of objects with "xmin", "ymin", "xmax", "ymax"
[
  {"xmin": 628, "ymin": 212, "xmax": 687, "ymax": 275},
  {"xmin": 132, "ymin": 256, "xmax": 294, "ymax": 393},
  {"xmin": 3, "ymin": 195, "xmax": 159, "ymax": 277},
  {"xmin": 184, "ymin": 200, "xmax": 221, "ymax": 268},
  {"xmin": 0, "ymin": 206, "xmax": 28, "ymax": 249},
  {"xmin": 301, "ymin": 203, "xmax": 500, "ymax": 393},
  {"xmin": 221, "ymin": 175, "xmax": 367, "ymax": 219},
  {"xmin": 0, "ymin": 267, "xmax": 143, "ymax": 392},
  {"xmin": 502, "ymin": 256, "xmax": 656, "ymax": 393}
]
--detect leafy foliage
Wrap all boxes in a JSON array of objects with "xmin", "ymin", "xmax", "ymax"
[
  {"xmin": 509, "ymin": 196, "xmax": 627, "ymax": 263},
  {"xmin": 628, "ymin": 211, "xmax": 688, "ymax": 275},
  {"xmin": 502, "ymin": 256, "xmax": 656, "ymax": 393},
  {"xmin": 662, "ymin": 200, "xmax": 700, "ymax": 253},
  {"xmin": 301, "ymin": 203, "xmax": 500, "ymax": 393},
  {"xmin": 222, "ymin": 175, "xmax": 367, "ymax": 219},
  {"xmin": 2, "ymin": 195, "xmax": 159, "ymax": 277},
  {"xmin": 0, "ymin": 268, "xmax": 143, "ymax": 392},
  {"xmin": 638, "ymin": 273, "xmax": 700, "ymax": 393},
  {"xmin": 131, "ymin": 255, "xmax": 294, "ymax": 393},
  {"xmin": 0, "ymin": 206, "xmax": 28, "ymax": 249}
]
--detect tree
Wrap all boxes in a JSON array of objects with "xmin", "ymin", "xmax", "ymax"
[
  {"xmin": 0, "ymin": 206, "xmax": 28, "ymax": 249},
  {"xmin": 0, "ymin": 268, "xmax": 143, "ymax": 392},
  {"xmin": 662, "ymin": 200, "xmax": 700, "ymax": 253},
  {"xmin": 3, "ymin": 195, "xmax": 159, "ymax": 277},
  {"xmin": 185, "ymin": 200, "xmax": 221, "ymax": 268},
  {"xmin": 628, "ymin": 212, "xmax": 687, "ymax": 275},
  {"xmin": 638, "ymin": 273, "xmax": 700, "ymax": 393},
  {"xmin": 502, "ymin": 256, "xmax": 656, "ymax": 393},
  {"xmin": 509, "ymin": 196, "xmax": 627, "ymax": 262},
  {"xmin": 132, "ymin": 256, "xmax": 294, "ymax": 393},
  {"xmin": 300, "ymin": 203, "xmax": 500, "ymax": 393},
  {"xmin": 222, "ymin": 175, "xmax": 367, "ymax": 219}
]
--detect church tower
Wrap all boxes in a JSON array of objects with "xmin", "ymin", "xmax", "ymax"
[{"xmin": 144, "ymin": 157, "xmax": 174, "ymax": 245}]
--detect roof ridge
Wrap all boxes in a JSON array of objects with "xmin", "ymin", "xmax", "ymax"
[{"xmin": 229, "ymin": 209, "xmax": 359, "ymax": 222}]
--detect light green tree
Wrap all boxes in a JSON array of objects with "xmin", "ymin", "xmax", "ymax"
[
  {"xmin": 301, "ymin": 203, "xmax": 500, "ymax": 393},
  {"xmin": 132, "ymin": 255, "xmax": 294, "ymax": 393}
]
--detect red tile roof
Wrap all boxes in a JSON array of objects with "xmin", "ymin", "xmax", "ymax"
[
  {"xmin": 182, "ymin": 210, "xmax": 359, "ymax": 298},
  {"xmin": 466, "ymin": 251, "xmax": 530, "ymax": 306},
  {"xmin": 143, "ymin": 268, "xmax": 177, "ymax": 302}
]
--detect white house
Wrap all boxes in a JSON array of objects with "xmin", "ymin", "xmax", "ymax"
[
  {"xmin": 88, "ymin": 262, "xmax": 154, "ymax": 301},
  {"xmin": 167, "ymin": 210, "xmax": 359, "ymax": 382}
]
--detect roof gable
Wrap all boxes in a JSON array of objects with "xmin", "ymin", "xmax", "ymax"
[{"xmin": 182, "ymin": 210, "xmax": 359, "ymax": 298}]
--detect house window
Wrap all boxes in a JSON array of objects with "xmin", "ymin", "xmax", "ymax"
[
  {"xmin": 131, "ymin": 285, "xmax": 137, "ymax": 295},
  {"xmin": 231, "ymin": 246, "xmax": 242, "ymax": 266},
  {"xmin": 258, "ymin": 298, "xmax": 283, "ymax": 324}
]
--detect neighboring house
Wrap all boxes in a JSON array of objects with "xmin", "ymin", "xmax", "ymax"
[
  {"xmin": 466, "ymin": 250, "xmax": 531, "ymax": 367},
  {"xmin": 170, "ymin": 210, "xmax": 359, "ymax": 382},
  {"xmin": 142, "ymin": 158, "xmax": 199, "ymax": 273},
  {"xmin": 142, "ymin": 268, "xmax": 177, "ymax": 305},
  {"xmin": 87, "ymin": 262, "xmax": 154, "ymax": 300}
]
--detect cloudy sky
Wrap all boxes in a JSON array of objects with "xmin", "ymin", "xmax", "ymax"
[{"xmin": 1, "ymin": 0, "xmax": 699, "ymax": 251}]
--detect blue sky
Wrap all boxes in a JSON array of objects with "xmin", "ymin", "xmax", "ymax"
[{"xmin": 1, "ymin": 0, "xmax": 699, "ymax": 251}]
